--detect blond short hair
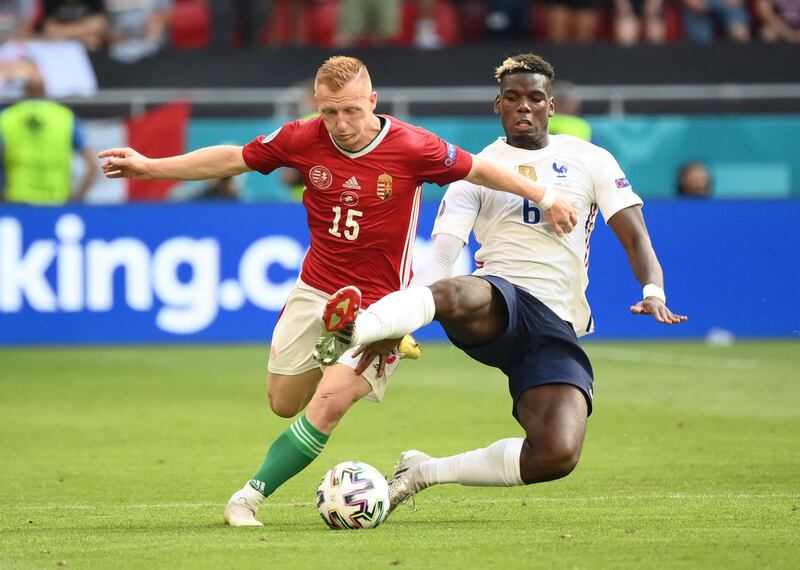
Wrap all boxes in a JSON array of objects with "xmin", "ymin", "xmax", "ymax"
[
  {"xmin": 315, "ymin": 56, "xmax": 370, "ymax": 92},
  {"xmin": 494, "ymin": 53, "xmax": 555, "ymax": 84}
]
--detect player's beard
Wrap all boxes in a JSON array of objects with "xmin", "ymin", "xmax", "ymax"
[{"xmin": 508, "ymin": 128, "xmax": 548, "ymax": 150}]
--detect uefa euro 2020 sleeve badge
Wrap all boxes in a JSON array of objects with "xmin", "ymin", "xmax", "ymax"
[{"xmin": 377, "ymin": 173, "xmax": 393, "ymax": 199}]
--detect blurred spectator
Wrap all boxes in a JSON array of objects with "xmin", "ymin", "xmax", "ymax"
[
  {"xmin": 293, "ymin": 77, "xmax": 317, "ymax": 119},
  {"xmin": 677, "ymin": 161, "xmax": 713, "ymax": 198},
  {"xmin": 613, "ymin": 0, "xmax": 665, "ymax": 44},
  {"xmin": 0, "ymin": 46, "xmax": 43, "ymax": 97},
  {"xmin": 0, "ymin": 97, "xmax": 96, "ymax": 204},
  {"xmin": 1, "ymin": 41, "xmax": 97, "ymax": 99},
  {"xmin": 754, "ymin": 0, "xmax": 800, "ymax": 42},
  {"xmin": 543, "ymin": 0, "xmax": 599, "ymax": 42},
  {"xmin": 681, "ymin": 0, "xmax": 750, "ymax": 43},
  {"xmin": 415, "ymin": 0, "xmax": 442, "ymax": 47},
  {"xmin": 484, "ymin": 0, "xmax": 530, "ymax": 39},
  {"xmin": 548, "ymin": 80, "xmax": 592, "ymax": 141},
  {"xmin": 169, "ymin": 176, "xmax": 242, "ymax": 201},
  {"xmin": 336, "ymin": 0, "xmax": 400, "ymax": 46},
  {"xmin": 105, "ymin": 0, "xmax": 173, "ymax": 62},
  {"xmin": 42, "ymin": 0, "xmax": 108, "ymax": 51},
  {"xmin": 209, "ymin": 0, "xmax": 270, "ymax": 49},
  {"xmin": 193, "ymin": 176, "xmax": 241, "ymax": 200},
  {"xmin": 0, "ymin": 0, "xmax": 37, "ymax": 43}
]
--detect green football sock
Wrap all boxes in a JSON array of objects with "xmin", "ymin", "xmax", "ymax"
[{"xmin": 248, "ymin": 415, "xmax": 329, "ymax": 497}]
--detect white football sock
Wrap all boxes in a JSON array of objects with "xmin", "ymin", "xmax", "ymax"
[
  {"xmin": 240, "ymin": 483, "xmax": 266, "ymax": 506},
  {"xmin": 352, "ymin": 286, "xmax": 436, "ymax": 345},
  {"xmin": 419, "ymin": 438, "xmax": 524, "ymax": 487}
]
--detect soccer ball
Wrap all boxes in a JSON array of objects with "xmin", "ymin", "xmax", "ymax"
[{"xmin": 316, "ymin": 461, "xmax": 389, "ymax": 530}]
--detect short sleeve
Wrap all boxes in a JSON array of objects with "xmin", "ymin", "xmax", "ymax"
[
  {"xmin": 592, "ymin": 148, "xmax": 643, "ymax": 223},
  {"xmin": 241, "ymin": 122, "xmax": 296, "ymax": 175},
  {"xmin": 432, "ymin": 180, "xmax": 481, "ymax": 242},
  {"xmin": 72, "ymin": 117, "xmax": 86, "ymax": 150},
  {"xmin": 416, "ymin": 131, "xmax": 473, "ymax": 187}
]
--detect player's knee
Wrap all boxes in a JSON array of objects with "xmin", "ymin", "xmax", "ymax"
[
  {"xmin": 542, "ymin": 445, "xmax": 581, "ymax": 481},
  {"xmin": 520, "ymin": 440, "xmax": 581, "ymax": 484},
  {"xmin": 430, "ymin": 277, "xmax": 474, "ymax": 320},
  {"xmin": 267, "ymin": 390, "xmax": 304, "ymax": 418},
  {"xmin": 306, "ymin": 390, "xmax": 350, "ymax": 432},
  {"xmin": 429, "ymin": 280, "xmax": 458, "ymax": 319}
]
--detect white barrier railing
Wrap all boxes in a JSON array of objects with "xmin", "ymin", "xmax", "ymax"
[{"xmin": 20, "ymin": 83, "xmax": 800, "ymax": 118}]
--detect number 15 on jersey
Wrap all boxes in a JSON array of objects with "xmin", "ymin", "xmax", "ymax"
[{"xmin": 328, "ymin": 206, "xmax": 363, "ymax": 241}]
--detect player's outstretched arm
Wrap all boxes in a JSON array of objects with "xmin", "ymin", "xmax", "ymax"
[
  {"xmin": 608, "ymin": 205, "xmax": 687, "ymax": 325},
  {"xmin": 98, "ymin": 145, "xmax": 250, "ymax": 181},
  {"xmin": 465, "ymin": 155, "xmax": 577, "ymax": 237}
]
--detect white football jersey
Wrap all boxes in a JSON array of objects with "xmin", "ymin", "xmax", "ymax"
[{"xmin": 433, "ymin": 135, "xmax": 642, "ymax": 336}]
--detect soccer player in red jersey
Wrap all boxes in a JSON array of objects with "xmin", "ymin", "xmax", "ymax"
[{"xmin": 99, "ymin": 56, "xmax": 577, "ymax": 527}]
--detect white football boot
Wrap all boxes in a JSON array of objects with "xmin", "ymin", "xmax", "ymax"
[
  {"xmin": 223, "ymin": 487, "xmax": 264, "ymax": 527},
  {"xmin": 387, "ymin": 450, "xmax": 432, "ymax": 513}
]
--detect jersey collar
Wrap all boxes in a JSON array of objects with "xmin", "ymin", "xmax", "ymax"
[
  {"xmin": 493, "ymin": 136, "xmax": 557, "ymax": 160},
  {"xmin": 329, "ymin": 115, "xmax": 391, "ymax": 159}
]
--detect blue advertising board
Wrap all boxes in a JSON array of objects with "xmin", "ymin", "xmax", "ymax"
[{"xmin": 0, "ymin": 200, "xmax": 798, "ymax": 344}]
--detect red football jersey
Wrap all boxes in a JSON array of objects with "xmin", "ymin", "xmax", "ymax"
[{"xmin": 242, "ymin": 115, "xmax": 473, "ymax": 305}]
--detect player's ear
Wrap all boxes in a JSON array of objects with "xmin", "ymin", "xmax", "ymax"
[
  {"xmin": 493, "ymin": 95, "xmax": 501, "ymax": 115},
  {"xmin": 548, "ymin": 96, "xmax": 555, "ymax": 117},
  {"xmin": 370, "ymin": 91, "xmax": 377, "ymax": 111}
]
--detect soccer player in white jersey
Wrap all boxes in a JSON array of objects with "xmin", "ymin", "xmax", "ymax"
[{"xmin": 315, "ymin": 53, "xmax": 687, "ymax": 512}]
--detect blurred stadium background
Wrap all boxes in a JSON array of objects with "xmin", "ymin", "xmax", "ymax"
[{"xmin": 0, "ymin": 2, "xmax": 799, "ymax": 568}]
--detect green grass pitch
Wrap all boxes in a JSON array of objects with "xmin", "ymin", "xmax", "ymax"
[{"xmin": 1, "ymin": 341, "xmax": 798, "ymax": 569}]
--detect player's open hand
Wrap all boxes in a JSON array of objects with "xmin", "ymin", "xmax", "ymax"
[
  {"xmin": 98, "ymin": 147, "xmax": 153, "ymax": 180},
  {"xmin": 544, "ymin": 196, "xmax": 578, "ymax": 237},
  {"xmin": 630, "ymin": 298, "xmax": 688, "ymax": 324},
  {"xmin": 353, "ymin": 337, "xmax": 402, "ymax": 377}
]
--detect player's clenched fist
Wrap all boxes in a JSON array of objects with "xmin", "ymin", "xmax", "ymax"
[
  {"xmin": 98, "ymin": 147, "xmax": 153, "ymax": 180},
  {"xmin": 544, "ymin": 196, "xmax": 578, "ymax": 237}
]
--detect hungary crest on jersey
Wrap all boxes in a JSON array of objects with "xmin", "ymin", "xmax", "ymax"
[{"xmin": 377, "ymin": 173, "xmax": 393, "ymax": 199}]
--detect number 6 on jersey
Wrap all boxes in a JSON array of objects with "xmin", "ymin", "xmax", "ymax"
[{"xmin": 329, "ymin": 206, "xmax": 363, "ymax": 241}]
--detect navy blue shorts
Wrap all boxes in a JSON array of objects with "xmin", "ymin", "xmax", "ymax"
[{"xmin": 446, "ymin": 275, "xmax": 595, "ymax": 420}]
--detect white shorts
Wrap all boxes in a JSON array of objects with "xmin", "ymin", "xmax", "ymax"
[{"xmin": 267, "ymin": 279, "xmax": 400, "ymax": 402}]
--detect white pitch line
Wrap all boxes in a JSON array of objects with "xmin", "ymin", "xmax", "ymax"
[
  {"xmin": 447, "ymin": 493, "xmax": 799, "ymax": 503},
  {"xmin": 18, "ymin": 493, "xmax": 797, "ymax": 511},
  {"xmin": 587, "ymin": 348, "xmax": 759, "ymax": 370}
]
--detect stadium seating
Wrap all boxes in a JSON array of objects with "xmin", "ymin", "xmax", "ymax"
[
  {"xmin": 269, "ymin": 0, "xmax": 338, "ymax": 46},
  {"xmin": 170, "ymin": 0, "xmax": 211, "ymax": 49},
  {"xmin": 163, "ymin": 0, "xmax": 713, "ymax": 48},
  {"xmin": 396, "ymin": 0, "xmax": 460, "ymax": 46}
]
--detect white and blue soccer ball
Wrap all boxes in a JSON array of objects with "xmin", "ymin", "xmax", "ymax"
[{"xmin": 316, "ymin": 461, "xmax": 389, "ymax": 530}]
